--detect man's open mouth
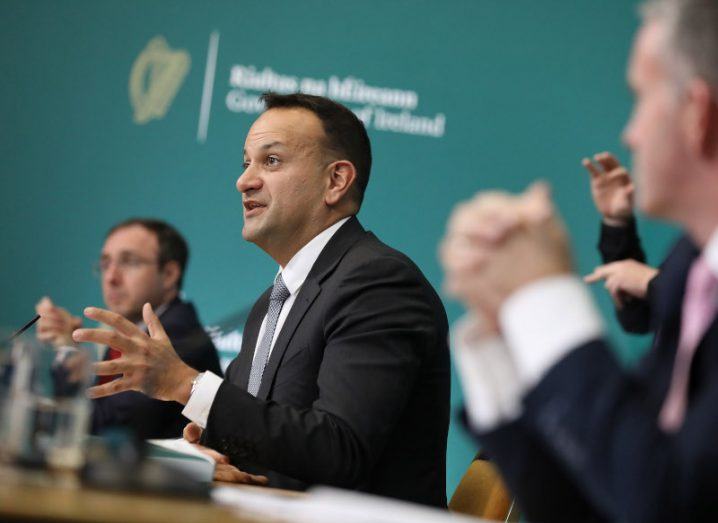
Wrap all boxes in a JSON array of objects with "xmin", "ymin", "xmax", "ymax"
[{"xmin": 244, "ymin": 200, "xmax": 266, "ymax": 214}]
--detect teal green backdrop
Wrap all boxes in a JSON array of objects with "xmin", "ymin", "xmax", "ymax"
[{"xmin": 1, "ymin": 0, "xmax": 679, "ymax": 497}]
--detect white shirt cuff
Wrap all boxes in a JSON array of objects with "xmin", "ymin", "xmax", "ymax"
[
  {"xmin": 181, "ymin": 371, "xmax": 223, "ymax": 429},
  {"xmin": 499, "ymin": 275, "xmax": 604, "ymax": 390},
  {"xmin": 452, "ymin": 314, "xmax": 523, "ymax": 432}
]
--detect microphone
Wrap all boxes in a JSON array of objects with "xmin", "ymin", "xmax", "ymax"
[{"xmin": 5, "ymin": 314, "xmax": 41, "ymax": 343}]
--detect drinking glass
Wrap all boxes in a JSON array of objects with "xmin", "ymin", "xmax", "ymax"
[{"xmin": 0, "ymin": 332, "xmax": 94, "ymax": 470}]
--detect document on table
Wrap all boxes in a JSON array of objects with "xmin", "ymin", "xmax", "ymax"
[
  {"xmin": 213, "ymin": 485, "xmax": 491, "ymax": 523},
  {"xmin": 147, "ymin": 438, "xmax": 216, "ymax": 484}
]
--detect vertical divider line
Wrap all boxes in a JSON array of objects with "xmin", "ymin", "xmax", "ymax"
[{"xmin": 197, "ymin": 30, "xmax": 220, "ymax": 144}]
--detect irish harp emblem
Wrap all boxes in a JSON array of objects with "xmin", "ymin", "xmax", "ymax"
[{"xmin": 129, "ymin": 36, "xmax": 190, "ymax": 124}]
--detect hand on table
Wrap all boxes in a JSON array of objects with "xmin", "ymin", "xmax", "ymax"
[
  {"xmin": 183, "ymin": 422, "xmax": 269, "ymax": 485},
  {"xmin": 183, "ymin": 421, "xmax": 204, "ymax": 443},
  {"xmin": 214, "ymin": 464, "xmax": 269, "ymax": 485}
]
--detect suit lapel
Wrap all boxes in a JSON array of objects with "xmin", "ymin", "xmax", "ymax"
[
  {"xmin": 230, "ymin": 288, "xmax": 271, "ymax": 389},
  {"xmin": 255, "ymin": 216, "xmax": 367, "ymax": 399},
  {"xmin": 653, "ymin": 235, "xmax": 698, "ymax": 325}
]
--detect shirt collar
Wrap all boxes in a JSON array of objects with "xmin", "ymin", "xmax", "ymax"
[
  {"xmin": 134, "ymin": 299, "xmax": 172, "ymax": 331},
  {"xmin": 279, "ymin": 216, "xmax": 351, "ymax": 295}
]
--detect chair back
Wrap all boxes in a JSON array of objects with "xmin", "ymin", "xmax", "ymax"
[{"xmin": 449, "ymin": 456, "xmax": 519, "ymax": 521}]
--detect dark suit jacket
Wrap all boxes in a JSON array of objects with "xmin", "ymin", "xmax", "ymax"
[
  {"xmin": 476, "ymin": 234, "xmax": 718, "ymax": 522},
  {"xmin": 201, "ymin": 217, "xmax": 450, "ymax": 507},
  {"xmin": 91, "ymin": 297, "xmax": 222, "ymax": 439}
]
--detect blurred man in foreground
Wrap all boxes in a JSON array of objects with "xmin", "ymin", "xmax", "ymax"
[
  {"xmin": 72, "ymin": 93, "xmax": 450, "ymax": 505},
  {"xmin": 37, "ymin": 218, "xmax": 221, "ymax": 439},
  {"xmin": 442, "ymin": 0, "xmax": 718, "ymax": 520}
]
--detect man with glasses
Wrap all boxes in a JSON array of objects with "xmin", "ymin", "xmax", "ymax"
[{"xmin": 36, "ymin": 218, "xmax": 222, "ymax": 438}]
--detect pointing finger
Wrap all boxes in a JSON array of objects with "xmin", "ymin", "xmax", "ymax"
[
  {"xmin": 584, "ymin": 271, "xmax": 601, "ymax": 284},
  {"xmin": 584, "ymin": 264, "xmax": 612, "ymax": 283}
]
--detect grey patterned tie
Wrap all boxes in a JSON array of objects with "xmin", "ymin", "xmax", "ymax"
[{"xmin": 247, "ymin": 273, "xmax": 291, "ymax": 396}]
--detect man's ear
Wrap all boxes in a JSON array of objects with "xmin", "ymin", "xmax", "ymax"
[
  {"xmin": 684, "ymin": 79, "xmax": 718, "ymax": 158},
  {"xmin": 161, "ymin": 260, "xmax": 181, "ymax": 292},
  {"xmin": 325, "ymin": 160, "xmax": 357, "ymax": 207}
]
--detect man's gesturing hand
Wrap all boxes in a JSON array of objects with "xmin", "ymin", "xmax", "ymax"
[
  {"xmin": 36, "ymin": 297, "xmax": 82, "ymax": 347},
  {"xmin": 72, "ymin": 303, "xmax": 198, "ymax": 404},
  {"xmin": 584, "ymin": 259, "xmax": 659, "ymax": 307},
  {"xmin": 582, "ymin": 152, "xmax": 634, "ymax": 226}
]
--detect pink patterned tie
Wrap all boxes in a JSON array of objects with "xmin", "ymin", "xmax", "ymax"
[{"xmin": 659, "ymin": 255, "xmax": 718, "ymax": 432}]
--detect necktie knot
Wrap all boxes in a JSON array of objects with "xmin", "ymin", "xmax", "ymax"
[{"xmin": 270, "ymin": 273, "xmax": 290, "ymax": 303}]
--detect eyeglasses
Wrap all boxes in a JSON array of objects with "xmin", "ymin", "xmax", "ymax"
[{"xmin": 92, "ymin": 254, "xmax": 159, "ymax": 277}]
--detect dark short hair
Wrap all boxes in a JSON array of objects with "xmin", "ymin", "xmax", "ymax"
[
  {"xmin": 106, "ymin": 218, "xmax": 189, "ymax": 289},
  {"xmin": 260, "ymin": 92, "xmax": 372, "ymax": 208}
]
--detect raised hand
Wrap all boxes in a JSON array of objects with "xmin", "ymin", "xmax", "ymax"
[
  {"xmin": 582, "ymin": 152, "xmax": 634, "ymax": 226},
  {"xmin": 72, "ymin": 303, "xmax": 198, "ymax": 403},
  {"xmin": 35, "ymin": 297, "xmax": 83, "ymax": 347}
]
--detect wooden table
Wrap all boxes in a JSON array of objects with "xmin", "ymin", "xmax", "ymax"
[{"xmin": 0, "ymin": 466, "xmax": 299, "ymax": 523}]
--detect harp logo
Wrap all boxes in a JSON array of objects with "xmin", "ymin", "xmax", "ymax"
[{"xmin": 129, "ymin": 37, "xmax": 191, "ymax": 124}]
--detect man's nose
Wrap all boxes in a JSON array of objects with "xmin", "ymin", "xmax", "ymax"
[
  {"xmin": 621, "ymin": 113, "xmax": 637, "ymax": 150},
  {"xmin": 236, "ymin": 165, "xmax": 262, "ymax": 194},
  {"xmin": 103, "ymin": 263, "xmax": 122, "ymax": 284}
]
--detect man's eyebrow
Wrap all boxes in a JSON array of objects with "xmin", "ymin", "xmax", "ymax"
[
  {"xmin": 101, "ymin": 250, "xmax": 143, "ymax": 259},
  {"xmin": 244, "ymin": 141, "xmax": 286, "ymax": 156}
]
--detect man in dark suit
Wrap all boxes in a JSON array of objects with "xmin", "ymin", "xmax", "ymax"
[
  {"xmin": 441, "ymin": 0, "xmax": 718, "ymax": 520},
  {"xmin": 36, "ymin": 218, "xmax": 221, "ymax": 438},
  {"xmin": 74, "ymin": 93, "xmax": 450, "ymax": 506}
]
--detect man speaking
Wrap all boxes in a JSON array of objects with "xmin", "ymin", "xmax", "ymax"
[{"xmin": 73, "ymin": 93, "xmax": 450, "ymax": 506}]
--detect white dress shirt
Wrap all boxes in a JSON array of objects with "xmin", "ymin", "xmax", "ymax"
[
  {"xmin": 455, "ymin": 227, "xmax": 718, "ymax": 434},
  {"xmin": 182, "ymin": 217, "xmax": 351, "ymax": 428}
]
